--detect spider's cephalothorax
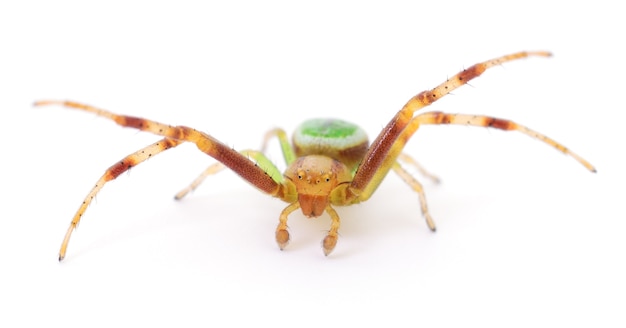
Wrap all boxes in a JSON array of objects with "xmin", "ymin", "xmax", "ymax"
[{"xmin": 36, "ymin": 51, "xmax": 596, "ymax": 261}]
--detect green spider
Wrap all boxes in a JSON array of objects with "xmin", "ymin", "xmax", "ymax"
[{"xmin": 36, "ymin": 51, "xmax": 595, "ymax": 261}]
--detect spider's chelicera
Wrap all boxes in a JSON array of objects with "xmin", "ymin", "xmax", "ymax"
[{"xmin": 36, "ymin": 51, "xmax": 596, "ymax": 261}]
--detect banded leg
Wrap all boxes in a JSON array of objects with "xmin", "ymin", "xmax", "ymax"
[
  {"xmin": 36, "ymin": 100, "xmax": 299, "ymax": 260},
  {"xmin": 356, "ymin": 108, "xmax": 596, "ymax": 204},
  {"xmin": 34, "ymin": 100, "xmax": 286, "ymax": 199},
  {"xmin": 412, "ymin": 111, "xmax": 596, "ymax": 171},
  {"xmin": 175, "ymin": 149, "xmax": 284, "ymax": 199},
  {"xmin": 176, "ymin": 127, "xmax": 296, "ymax": 200},
  {"xmin": 59, "ymin": 138, "xmax": 183, "ymax": 261},
  {"xmin": 349, "ymin": 51, "xmax": 553, "ymax": 198}
]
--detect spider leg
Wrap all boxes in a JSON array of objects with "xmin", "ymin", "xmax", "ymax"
[
  {"xmin": 177, "ymin": 127, "xmax": 297, "ymax": 200},
  {"xmin": 34, "ymin": 100, "xmax": 290, "ymax": 198},
  {"xmin": 35, "ymin": 100, "xmax": 300, "ymax": 260},
  {"xmin": 174, "ymin": 162, "xmax": 226, "ymax": 200},
  {"xmin": 413, "ymin": 111, "xmax": 596, "ymax": 171},
  {"xmin": 397, "ymin": 153, "xmax": 441, "ymax": 184},
  {"xmin": 349, "ymin": 51, "xmax": 552, "ymax": 199},
  {"xmin": 392, "ymin": 162, "xmax": 436, "ymax": 231},
  {"xmin": 174, "ymin": 149, "xmax": 284, "ymax": 200},
  {"xmin": 261, "ymin": 127, "xmax": 296, "ymax": 165},
  {"xmin": 355, "ymin": 108, "xmax": 595, "ymax": 202},
  {"xmin": 58, "ymin": 137, "xmax": 183, "ymax": 261}
]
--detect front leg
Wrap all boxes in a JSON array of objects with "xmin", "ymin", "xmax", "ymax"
[
  {"xmin": 35, "ymin": 100, "xmax": 301, "ymax": 260},
  {"xmin": 58, "ymin": 138, "xmax": 183, "ymax": 261},
  {"xmin": 349, "ymin": 51, "xmax": 552, "ymax": 197},
  {"xmin": 35, "ymin": 100, "xmax": 290, "ymax": 199}
]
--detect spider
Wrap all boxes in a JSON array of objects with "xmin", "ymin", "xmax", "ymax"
[{"xmin": 36, "ymin": 51, "xmax": 596, "ymax": 261}]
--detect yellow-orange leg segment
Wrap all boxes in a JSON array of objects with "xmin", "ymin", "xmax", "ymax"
[
  {"xmin": 177, "ymin": 127, "xmax": 296, "ymax": 200},
  {"xmin": 411, "ymin": 112, "xmax": 596, "ymax": 171},
  {"xmin": 261, "ymin": 127, "xmax": 296, "ymax": 165},
  {"xmin": 322, "ymin": 205, "xmax": 341, "ymax": 256},
  {"xmin": 349, "ymin": 51, "xmax": 553, "ymax": 198},
  {"xmin": 174, "ymin": 162, "xmax": 225, "ymax": 200},
  {"xmin": 34, "ymin": 100, "xmax": 285, "ymax": 197},
  {"xmin": 397, "ymin": 153, "xmax": 441, "ymax": 184},
  {"xmin": 35, "ymin": 100, "xmax": 297, "ymax": 260},
  {"xmin": 392, "ymin": 162, "xmax": 436, "ymax": 231},
  {"xmin": 276, "ymin": 202, "xmax": 301, "ymax": 250},
  {"xmin": 58, "ymin": 138, "xmax": 183, "ymax": 261}
]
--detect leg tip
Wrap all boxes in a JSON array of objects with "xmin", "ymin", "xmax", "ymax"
[
  {"xmin": 276, "ymin": 229, "xmax": 290, "ymax": 250},
  {"xmin": 33, "ymin": 100, "xmax": 61, "ymax": 107},
  {"xmin": 425, "ymin": 214, "xmax": 437, "ymax": 232},
  {"xmin": 322, "ymin": 235, "xmax": 338, "ymax": 256}
]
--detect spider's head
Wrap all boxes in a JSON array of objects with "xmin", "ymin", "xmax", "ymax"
[{"xmin": 285, "ymin": 155, "xmax": 351, "ymax": 217}]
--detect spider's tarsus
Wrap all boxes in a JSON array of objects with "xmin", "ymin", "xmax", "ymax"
[
  {"xmin": 33, "ymin": 100, "xmax": 61, "ymax": 107},
  {"xmin": 322, "ymin": 235, "xmax": 338, "ymax": 256}
]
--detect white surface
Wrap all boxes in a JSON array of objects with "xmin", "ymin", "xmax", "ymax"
[{"xmin": 1, "ymin": 1, "xmax": 623, "ymax": 327}]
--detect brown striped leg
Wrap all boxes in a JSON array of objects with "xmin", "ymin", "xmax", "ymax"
[
  {"xmin": 59, "ymin": 138, "xmax": 183, "ymax": 261},
  {"xmin": 353, "ymin": 108, "xmax": 595, "ymax": 207},
  {"xmin": 34, "ymin": 100, "xmax": 285, "ymax": 197},
  {"xmin": 177, "ymin": 126, "xmax": 297, "ymax": 201},
  {"xmin": 35, "ymin": 100, "xmax": 298, "ymax": 260},
  {"xmin": 174, "ymin": 147, "xmax": 285, "ymax": 200},
  {"xmin": 349, "ymin": 51, "xmax": 552, "ymax": 199},
  {"xmin": 412, "ymin": 112, "xmax": 596, "ymax": 172}
]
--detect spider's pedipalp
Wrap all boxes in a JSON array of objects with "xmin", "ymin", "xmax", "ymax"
[{"xmin": 174, "ymin": 162, "xmax": 226, "ymax": 200}]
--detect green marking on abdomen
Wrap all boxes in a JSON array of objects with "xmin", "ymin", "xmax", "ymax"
[
  {"xmin": 299, "ymin": 119, "xmax": 359, "ymax": 139},
  {"xmin": 294, "ymin": 119, "xmax": 367, "ymax": 150}
]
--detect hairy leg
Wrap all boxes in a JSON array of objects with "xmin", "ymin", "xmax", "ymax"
[
  {"xmin": 59, "ymin": 138, "xmax": 183, "ymax": 260},
  {"xmin": 350, "ymin": 51, "xmax": 552, "ymax": 197}
]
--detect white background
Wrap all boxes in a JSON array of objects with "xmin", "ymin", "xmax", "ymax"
[{"xmin": 1, "ymin": 1, "xmax": 623, "ymax": 327}]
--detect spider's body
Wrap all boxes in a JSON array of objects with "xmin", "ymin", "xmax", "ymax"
[{"xmin": 36, "ymin": 51, "xmax": 596, "ymax": 261}]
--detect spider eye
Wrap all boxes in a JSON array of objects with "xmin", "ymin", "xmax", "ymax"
[{"xmin": 326, "ymin": 178, "xmax": 330, "ymax": 182}]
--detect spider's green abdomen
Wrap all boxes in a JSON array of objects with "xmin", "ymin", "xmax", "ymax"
[{"xmin": 293, "ymin": 118, "xmax": 369, "ymax": 171}]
